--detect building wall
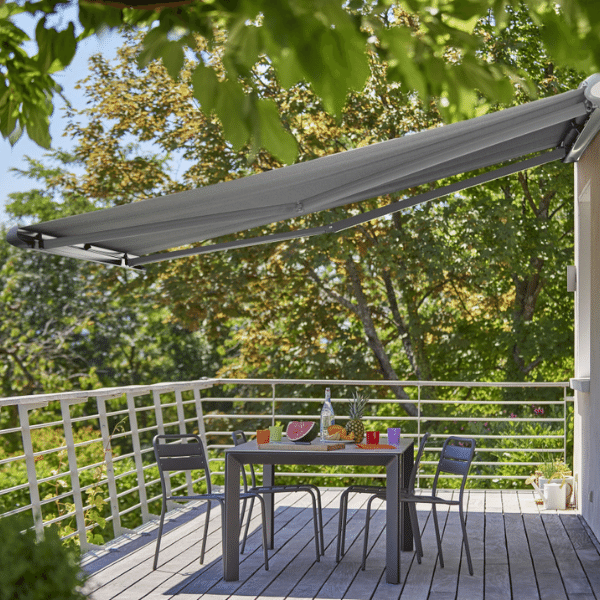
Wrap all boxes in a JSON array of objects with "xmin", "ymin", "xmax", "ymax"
[{"xmin": 574, "ymin": 131, "xmax": 600, "ymax": 538}]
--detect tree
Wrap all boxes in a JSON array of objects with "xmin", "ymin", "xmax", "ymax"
[
  {"xmin": 11, "ymin": 6, "xmax": 576, "ymax": 419},
  {"xmin": 2, "ymin": 0, "xmax": 599, "ymax": 161},
  {"xmin": 1, "ymin": 155, "xmax": 225, "ymax": 396}
]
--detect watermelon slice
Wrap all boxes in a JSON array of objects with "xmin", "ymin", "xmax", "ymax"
[{"xmin": 286, "ymin": 421, "xmax": 318, "ymax": 442}]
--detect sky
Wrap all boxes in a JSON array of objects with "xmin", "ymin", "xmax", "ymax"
[{"xmin": 0, "ymin": 9, "xmax": 121, "ymax": 227}]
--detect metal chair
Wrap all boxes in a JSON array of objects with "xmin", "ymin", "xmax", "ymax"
[
  {"xmin": 362, "ymin": 436, "xmax": 476, "ymax": 574},
  {"xmin": 153, "ymin": 433, "xmax": 269, "ymax": 571},
  {"xmin": 336, "ymin": 432, "xmax": 430, "ymax": 563},
  {"xmin": 231, "ymin": 430, "xmax": 324, "ymax": 560}
]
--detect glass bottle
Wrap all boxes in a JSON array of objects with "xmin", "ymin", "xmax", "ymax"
[{"xmin": 320, "ymin": 387, "xmax": 335, "ymax": 441}]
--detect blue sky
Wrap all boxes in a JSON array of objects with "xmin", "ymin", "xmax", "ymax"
[{"xmin": 1, "ymin": 10, "xmax": 120, "ymax": 226}]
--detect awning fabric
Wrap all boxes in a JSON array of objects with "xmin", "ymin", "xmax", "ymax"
[{"xmin": 7, "ymin": 74, "xmax": 600, "ymax": 270}]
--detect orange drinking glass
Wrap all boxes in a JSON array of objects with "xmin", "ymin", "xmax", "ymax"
[{"xmin": 256, "ymin": 429, "xmax": 270, "ymax": 444}]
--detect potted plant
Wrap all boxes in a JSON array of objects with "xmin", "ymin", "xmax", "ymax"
[{"xmin": 526, "ymin": 457, "xmax": 574, "ymax": 509}]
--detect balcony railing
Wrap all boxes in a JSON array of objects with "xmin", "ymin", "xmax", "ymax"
[{"xmin": 0, "ymin": 378, "xmax": 572, "ymax": 552}]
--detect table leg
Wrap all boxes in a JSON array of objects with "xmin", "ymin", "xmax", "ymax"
[
  {"xmin": 224, "ymin": 453, "xmax": 240, "ymax": 581},
  {"xmin": 263, "ymin": 463, "xmax": 275, "ymax": 548},
  {"xmin": 386, "ymin": 455, "xmax": 401, "ymax": 584},
  {"xmin": 402, "ymin": 442, "xmax": 414, "ymax": 551}
]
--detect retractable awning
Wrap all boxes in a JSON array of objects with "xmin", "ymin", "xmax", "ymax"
[{"xmin": 8, "ymin": 74, "xmax": 600, "ymax": 270}]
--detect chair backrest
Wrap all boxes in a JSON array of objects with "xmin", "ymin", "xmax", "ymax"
[
  {"xmin": 231, "ymin": 430, "xmax": 257, "ymax": 490},
  {"xmin": 153, "ymin": 433, "xmax": 212, "ymax": 494},
  {"xmin": 406, "ymin": 432, "xmax": 431, "ymax": 493},
  {"xmin": 432, "ymin": 436, "xmax": 476, "ymax": 495}
]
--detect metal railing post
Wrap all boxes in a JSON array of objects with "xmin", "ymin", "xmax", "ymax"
[
  {"xmin": 18, "ymin": 402, "xmax": 46, "ymax": 540},
  {"xmin": 97, "ymin": 394, "xmax": 127, "ymax": 538},
  {"xmin": 126, "ymin": 391, "xmax": 151, "ymax": 523},
  {"xmin": 193, "ymin": 386, "xmax": 207, "ymax": 445},
  {"xmin": 175, "ymin": 388, "xmax": 194, "ymax": 495},
  {"xmin": 60, "ymin": 397, "xmax": 90, "ymax": 550},
  {"xmin": 417, "ymin": 384, "xmax": 422, "ymax": 489}
]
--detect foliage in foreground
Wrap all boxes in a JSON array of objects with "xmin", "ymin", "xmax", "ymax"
[
  {"xmin": 0, "ymin": 516, "xmax": 87, "ymax": 600},
  {"xmin": 2, "ymin": 0, "xmax": 600, "ymax": 161}
]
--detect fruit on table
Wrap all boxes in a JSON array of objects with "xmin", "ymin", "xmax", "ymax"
[
  {"xmin": 286, "ymin": 421, "xmax": 318, "ymax": 442},
  {"xmin": 327, "ymin": 424, "xmax": 355, "ymax": 441},
  {"xmin": 346, "ymin": 391, "xmax": 369, "ymax": 443}
]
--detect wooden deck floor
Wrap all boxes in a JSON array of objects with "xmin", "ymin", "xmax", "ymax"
[{"xmin": 82, "ymin": 489, "xmax": 600, "ymax": 600}]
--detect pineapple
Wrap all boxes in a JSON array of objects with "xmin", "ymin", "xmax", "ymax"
[{"xmin": 346, "ymin": 391, "xmax": 369, "ymax": 443}]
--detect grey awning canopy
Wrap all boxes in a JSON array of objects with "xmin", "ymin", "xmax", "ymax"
[{"xmin": 8, "ymin": 74, "xmax": 600, "ymax": 270}]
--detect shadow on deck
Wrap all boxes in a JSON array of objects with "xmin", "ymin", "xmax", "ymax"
[{"xmin": 82, "ymin": 489, "xmax": 600, "ymax": 600}]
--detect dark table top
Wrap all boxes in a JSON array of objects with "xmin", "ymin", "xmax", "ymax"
[{"xmin": 225, "ymin": 437, "xmax": 414, "ymax": 467}]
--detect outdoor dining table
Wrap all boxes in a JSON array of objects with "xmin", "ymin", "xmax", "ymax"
[{"xmin": 223, "ymin": 436, "xmax": 415, "ymax": 584}]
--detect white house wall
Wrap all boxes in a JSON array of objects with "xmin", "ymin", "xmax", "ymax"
[{"xmin": 574, "ymin": 131, "xmax": 600, "ymax": 538}]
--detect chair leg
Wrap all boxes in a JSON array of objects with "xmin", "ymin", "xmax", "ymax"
[
  {"xmin": 240, "ymin": 495, "xmax": 255, "ymax": 554},
  {"xmin": 239, "ymin": 495, "xmax": 247, "ymax": 538},
  {"xmin": 308, "ymin": 490, "xmax": 321, "ymax": 561},
  {"xmin": 432, "ymin": 505, "xmax": 444, "ymax": 568},
  {"xmin": 361, "ymin": 495, "xmax": 378, "ymax": 571},
  {"xmin": 200, "ymin": 501, "xmax": 212, "ymax": 564},
  {"xmin": 153, "ymin": 503, "xmax": 167, "ymax": 570},
  {"xmin": 336, "ymin": 488, "xmax": 351, "ymax": 562},
  {"xmin": 255, "ymin": 494, "xmax": 269, "ymax": 571},
  {"xmin": 459, "ymin": 503, "xmax": 474, "ymax": 575},
  {"xmin": 408, "ymin": 503, "xmax": 423, "ymax": 563},
  {"xmin": 315, "ymin": 488, "xmax": 325, "ymax": 555}
]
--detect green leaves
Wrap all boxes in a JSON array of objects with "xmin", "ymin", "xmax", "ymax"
[
  {"xmin": 3, "ymin": 0, "xmax": 600, "ymax": 158},
  {"xmin": 255, "ymin": 98, "xmax": 298, "ymax": 164},
  {"xmin": 35, "ymin": 18, "xmax": 77, "ymax": 72},
  {"xmin": 191, "ymin": 63, "xmax": 250, "ymax": 150}
]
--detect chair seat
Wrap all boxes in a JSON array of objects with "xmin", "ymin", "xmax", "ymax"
[
  {"xmin": 168, "ymin": 491, "xmax": 263, "ymax": 502},
  {"xmin": 370, "ymin": 489, "xmax": 460, "ymax": 507},
  {"xmin": 250, "ymin": 484, "xmax": 319, "ymax": 494},
  {"xmin": 401, "ymin": 492, "xmax": 460, "ymax": 506}
]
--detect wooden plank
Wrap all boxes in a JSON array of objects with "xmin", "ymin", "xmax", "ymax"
[
  {"xmin": 317, "ymin": 499, "xmax": 386, "ymax": 599},
  {"xmin": 188, "ymin": 490, "xmax": 341, "ymax": 599},
  {"xmin": 87, "ymin": 489, "xmax": 303, "ymax": 599},
  {"xmin": 560, "ymin": 514, "xmax": 600, "ymax": 596},
  {"xmin": 504, "ymin": 510, "xmax": 539, "ymax": 599},
  {"xmin": 456, "ymin": 490, "xmax": 485, "ymax": 600},
  {"xmin": 81, "ymin": 489, "xmax": 600, "ymax": 600},
  {"xmin": 542, "ymin": 514, "xmax": 595, "ymax": 597},
  {"xmin": 239, "ymin": 490, "xmax": 370, "ymax": 600},
  {"xmin": 341, "ymin": 508, "xmax": 387, "ymax": 600},
  {"xmin": 503, "ymin": 487, "xmax": 540, "ymax": 600},
  {"xmin": 484, "ymin": 491, "xmax": 511, "ymax": 600},
  {"xmin": 429, "ymin": 491, "xmax": 463, "ymax": 599},
  {"xmin": 521, "ymin": 513, "xmax": 568, "ymax": 600},
  {"xmin": 381, "ymin": 495, "xmax": 452, "ymax": 600}
]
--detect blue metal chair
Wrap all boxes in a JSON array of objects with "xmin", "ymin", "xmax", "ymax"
[
  {"xmin": 362, "ymin": 436, "xmax": 476, "ymax": 574},
  {"xmin": 231, "ymin": 430, "xmax": 324, "ymax": 561},
  {"xmin": 153, "ymin": 433, "xmax": 269, "ymax": 571}
]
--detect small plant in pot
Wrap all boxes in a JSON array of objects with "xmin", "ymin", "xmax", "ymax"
[{"xmin": 526, "ymin": 457, "xmax": 573, "ymax": 508}]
